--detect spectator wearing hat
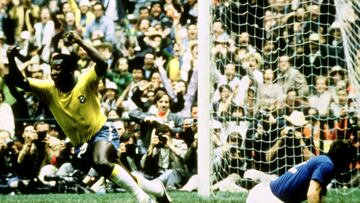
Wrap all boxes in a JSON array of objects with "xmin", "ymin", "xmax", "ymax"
[
  {"xmin": 126, "ymin": 65, "xmax": 145, "ymax": 100},
  {"xmin": 67, "ymin": 0, "xmax": 95, "ymax": 34},
  {"xmin": 328, "ymin": 65, "xmax": 347, "ymax": 99},
  {"xmin": 327, "ymin": 22, "xmax": 345, "ymax": 64},
  {"xmin": 303, "ymin": 5, "xmax": 322, "ymax": 35},
  {"xmin": 141, "ymin": 26, "xmax": 168, "ymax": 56},
  {"xmin": 265, "ymin": 110, "xmax": 313, "ymax": 175},
  {"xmin": 95, "ymin": 41, "xmax": 115, "ymax": 70},
  {"xmin": 302, "ymin": 32, "xmax": 331, "ymax": 89},
  {"xmin": 101, "ymin": 80, "xmax": 119, "ymax": 116}
]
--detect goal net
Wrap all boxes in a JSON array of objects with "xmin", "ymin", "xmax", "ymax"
[{"xmin": 207, "ymin": 0, "xmax": 360, "ymax": 194}]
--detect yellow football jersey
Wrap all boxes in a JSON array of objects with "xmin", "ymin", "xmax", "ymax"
[{"xmin": 29, "ymin": 67, "xmax": 107, "ymax": 146}]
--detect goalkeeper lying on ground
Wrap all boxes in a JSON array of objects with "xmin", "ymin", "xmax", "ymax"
[{"xmin": 246, "ymin": 140, "xmax": 356, "ymax": 203}]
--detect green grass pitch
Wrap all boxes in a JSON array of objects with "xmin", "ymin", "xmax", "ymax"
[
  {"xmin": 0, "ymin": 190, "xmax": 359, "ymax": 202},
  {"xmin": 0, "ymin": 189, "xmax": 360, "ymax": 203}
]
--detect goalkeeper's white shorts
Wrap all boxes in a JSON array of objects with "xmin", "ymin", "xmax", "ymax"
[{"xmin": 246, "ymin": 182, "xmax": 283, "ymax": 203}]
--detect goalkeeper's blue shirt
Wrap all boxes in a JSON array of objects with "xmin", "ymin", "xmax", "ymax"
[{"xmin": 270, "ymin": 155, "xmax": 335, "ymax": 203}]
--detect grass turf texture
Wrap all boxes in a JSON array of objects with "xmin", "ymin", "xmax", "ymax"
[{"xmin": 0, "ymin": 190, "xmax": 359, "ymax": 202}]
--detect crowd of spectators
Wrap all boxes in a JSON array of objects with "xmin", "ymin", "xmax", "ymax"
[{"xmin": 0, "ymin": 0, "xmax": 359, "ymax": 195}]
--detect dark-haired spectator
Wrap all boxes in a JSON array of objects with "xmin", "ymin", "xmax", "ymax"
[
  {"xmin": 138, "ymin": 6, "xmax": 150, "ymax": 20},
  {"xmin": 83, "ymin": 2, "xmax": 116, "ymax": 44},
  {"xmin": 118, "ymin": 131, "xmax": 142, "ymax": 172},
  {"xmin": 130, "ymin": 80, "xmax": 155, "ymax": 113},
  {"xmin": 308, "ymin": 76, "xmax": 333, "ymax": 117},
  {"xmin": 276, "ymin": 55, "xmax": 309, "ymax": 97},
  {"xmin": 179, "ymin": 0, "xmax": 197, "ymax": 26},
  {"xmin": 129, "ymin": 90, "xmax": 183, "ymax": 148},
  {"xmin": 261, "ymin": 69, "xmax": 283, "ymax": 104},
  {"xmin": 212, "ymin": 84, "xmax": 238, "ymax": 123},
  {"xmin": 140, "ymin": 125, "xmax": 188, "ymax": 190},
  {"xmin": 34, "ymin": 6, "xmax": 55, "ymax": 63},
  {"xmin": 142, "ymin": 51, "xmax": 157, "ymax": 80},
  {"xmin": 279, "ymin": 88, "xmax": 306, "ymax": 116},
  {"xmin": 0, "ymin": 129, "xmax": 18, "ymax": 188},
  {"xmin": 149, "ymin": 1, "xmax": 172, "ymax": 28},
  {"xmin": 155, "ymin": 56, "xmax": 197, "ymax": 117}
]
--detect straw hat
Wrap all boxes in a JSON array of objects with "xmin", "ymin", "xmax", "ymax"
[
  {"xmin": 329, "ymin": 65, "xmax": 346, "ymax": 76},
  {"xmin": 95, "ymin": 42, "xmax": 113, "ymax": 52},
  {"xmin": 283, "ymin": 111, "xmax": 308, "ymax": 127},
  {"xmin": 309, "ymin": 33, "xmax": 320, "ymax": 42}
]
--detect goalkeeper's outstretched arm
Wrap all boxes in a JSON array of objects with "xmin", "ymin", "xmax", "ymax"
[{"xmin": 5, "ymin": 46, "xmax": 31, "ymax": 92}]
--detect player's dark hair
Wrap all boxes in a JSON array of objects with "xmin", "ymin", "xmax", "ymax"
[
  {"xmin": 52, "ymin": 53, "xmax": 78, "ymax": 71},
  {"xmin": 327, "ymin": 140, "xmax": 356, "ymax": 171}
]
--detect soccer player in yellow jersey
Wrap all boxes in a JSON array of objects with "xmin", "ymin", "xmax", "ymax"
[{"xmin": 5, "ymin": 31, "xmax": 171, "ymax": 203}]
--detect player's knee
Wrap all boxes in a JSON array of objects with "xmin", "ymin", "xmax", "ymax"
[{"xmin": 92, "ymin": 156, "xmax": 114, "ymax": 176}]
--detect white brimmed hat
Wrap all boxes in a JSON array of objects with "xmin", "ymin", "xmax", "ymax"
[
  {"xmin": 105, "ymin": 81, "xmax": 118, "ymax": 91},
  {"xmin": 79, "ymin": 0, "xmax": 91, "ymax": 7},
  {"xmin": 284, "ymin": 111, "xmax": 308, "ymax": 127}
]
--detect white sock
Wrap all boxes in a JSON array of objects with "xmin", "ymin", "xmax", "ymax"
[
  {"xmin": 132, "ymin": 171, "xmax": 164, "ymax": 197},
  {"xmin": 109, "ymin": 165, "xmax": 149, "ymax": 202}
]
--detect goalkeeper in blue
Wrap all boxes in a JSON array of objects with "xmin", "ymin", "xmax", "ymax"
[
  {"xmin": 247, "ymin": 140, "xmax": 356, "ymax": 203},
  {"xmin": 5, "ymin": 31, "xmax": 171, "ymax": 203}
]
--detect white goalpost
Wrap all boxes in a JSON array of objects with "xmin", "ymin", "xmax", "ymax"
[{"xmin": 197, "ymin": 0, "xmax": 211, "ymax": 197}]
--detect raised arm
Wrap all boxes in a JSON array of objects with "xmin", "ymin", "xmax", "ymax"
[
  {"xmin": 5, "ymin": 46, "xmax": 31, "ymax": 91},
  {"xmin": 66, "ymin": 31, "xmax": 108, "ymax": 76}
]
